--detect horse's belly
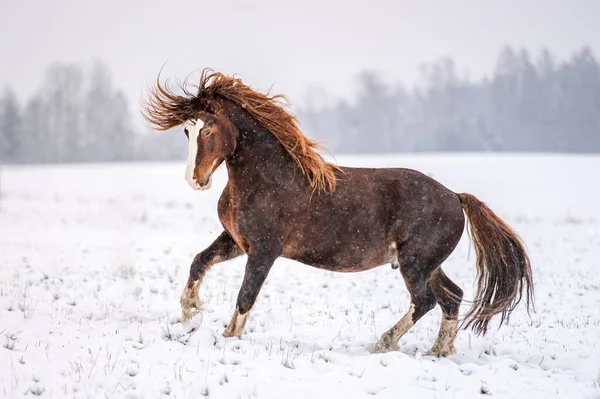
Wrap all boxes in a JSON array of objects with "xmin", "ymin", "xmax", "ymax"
[{"xmin": 282, "ymin": 238, "xmax": 390, "ymax": 273}]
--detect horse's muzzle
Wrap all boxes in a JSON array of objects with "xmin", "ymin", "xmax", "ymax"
[{"xmin": 194, "ymin": 174, "xmax": 212, "ymax": 191}]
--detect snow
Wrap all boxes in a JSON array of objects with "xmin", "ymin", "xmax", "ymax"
[{"xmin": 1, "ymin": 154, "xmax": 599, "ymax": 398}]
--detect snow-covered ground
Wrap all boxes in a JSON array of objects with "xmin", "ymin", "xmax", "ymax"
[{"xmin": 1, "ymin": 154, "xmax": 599, "ymax": 398}]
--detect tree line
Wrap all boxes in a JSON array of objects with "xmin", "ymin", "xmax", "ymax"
[
  {"xmin": 1, "ymin": 47, "xmax": 599, "ymax": 164},
  {"xmin": 1, "ymin": 62, "xmax": 132, "ymax": 163},
  {"xmin": 0, "ymin": 60, "xmax": 187, "ymax": 164},
  {"xmin": 300, "ymin": 47, "xmax": 600, "ymax": 153}
]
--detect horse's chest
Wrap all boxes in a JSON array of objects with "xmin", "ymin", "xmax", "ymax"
[{"xmin": 218, "ymin": 189, "xmax": 249, "ymax": 253}]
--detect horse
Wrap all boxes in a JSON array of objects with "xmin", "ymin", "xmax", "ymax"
[{"xmin": 141, "ymin": 69, "xmax": 534, "ymax": 356}]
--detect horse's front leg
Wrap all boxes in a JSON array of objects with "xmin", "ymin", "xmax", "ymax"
[
  {"xmin": 223, "ymin": 251, "xmax": 277, "ymax": 339},
  {"xmin": 181, "ymin": 231, "xmax": 242, "ymax": 322}
]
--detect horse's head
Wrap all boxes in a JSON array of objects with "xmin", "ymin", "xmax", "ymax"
[
  {"xmin": 142, "ymin": 68, "xmax": 339, "ymax": 193},
  {"xmin": 183, "ymin": 110, "xmax": 237, "ymax": 190}
]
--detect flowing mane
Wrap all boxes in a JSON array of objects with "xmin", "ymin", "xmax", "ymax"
[{"xmin": 141, "ymin": 69, "xmax": 340, "ymax": 192}]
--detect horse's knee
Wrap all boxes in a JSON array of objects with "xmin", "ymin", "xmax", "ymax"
[{"xmin": 189, "ymin": 252, "xmax": 211, "ymax": 279}]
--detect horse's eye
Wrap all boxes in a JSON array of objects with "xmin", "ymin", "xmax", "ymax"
[
  {"xmin": 202, "ymin": 130, "xmax": 211, "ymax": 136},
  {"xmin": 184, "ymin": 128, "xmax": 189, "ymax": 138}
]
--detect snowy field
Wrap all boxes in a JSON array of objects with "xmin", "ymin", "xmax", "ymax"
[{"xmin": 1, "ymin": 154, "xmax": 599, "ymax": 398}]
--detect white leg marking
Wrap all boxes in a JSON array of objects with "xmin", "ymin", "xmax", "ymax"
[
  {"xmin": 372, "ymin": 304, "xmax": 415, "ymax": 353},
  {"xmin": 426, "ymin": 317, "xmax": 459, "ymax": 357},
  {"xmin": 180, "ymin": 279, "xmax": 203, "ymax": 322},
  {"xmin": 223, "ymin": 308, "xmax": 250, "ymax": 339}
]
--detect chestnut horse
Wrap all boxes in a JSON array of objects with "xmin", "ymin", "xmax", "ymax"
[{"xmin": 141, "ymin": 70, "xmax": 534, "ymax": 356}]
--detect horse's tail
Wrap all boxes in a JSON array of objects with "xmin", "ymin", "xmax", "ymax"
[{"xmin": 458, "ymin": 193, "xmax": 534, "ymax": 335}]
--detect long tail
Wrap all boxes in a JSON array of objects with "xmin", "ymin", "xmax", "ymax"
[{"xmin": 458, "ymin": 193, "xmax": 534, "ymax": 335}]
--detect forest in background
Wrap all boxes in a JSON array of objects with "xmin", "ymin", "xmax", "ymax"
[
  {"xmin": 1, "ymin": 46, "xmax": 599, "ymax": 164},
  {"xmin": 301, "ymin": 47, "xmax": 600, "ymax": 153}
]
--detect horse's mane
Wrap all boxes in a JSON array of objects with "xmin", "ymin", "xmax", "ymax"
[{"xmin": 141, "ymin": 69, "xmax": 340, "ymax": 192}]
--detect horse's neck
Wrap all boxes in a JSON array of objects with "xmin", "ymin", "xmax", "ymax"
[{"xmin": 225, "ymin": 115, "xmax": 300, "ymax": 191}]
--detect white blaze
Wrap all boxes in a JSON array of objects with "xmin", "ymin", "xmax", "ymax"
[{"xmin": 185, "ymin": 119, "xmax": 205, "ymax": 190}]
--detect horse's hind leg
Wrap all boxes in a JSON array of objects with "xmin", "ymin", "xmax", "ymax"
[
  {"xmin": 180, "ymin": 231, "xmax": 242, "ymax": 322},
  {"xmin": 426, "ymin": 268, "xmax": 463, "ymax": 357},
  {"xmin": 372, "ymin": 259, "xmax": 437, "ymax": 354}
]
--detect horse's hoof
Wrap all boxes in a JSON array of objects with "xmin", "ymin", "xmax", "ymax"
[
  {"xmin": 181, "ymin": 309, "xmax": 196, "ymax": 324},
  {"xmin": 180, "ymin": 297, "xmax": 204, "ymax": 323},
  {"xmin": 370, "ymin": 342, "xmax": 399, "ymax": 354},
  {"xmin": 222, "ymin": 329, "xmax": 242, "ymax": 340},
  {"xmin": 424, "ymin": 347, "xmax": 456, "ymax": 357}
]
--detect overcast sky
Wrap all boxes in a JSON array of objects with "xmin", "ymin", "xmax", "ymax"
[{"xmin": 1, "ymin": 0, "xmax": 598, "ymax": 123}]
